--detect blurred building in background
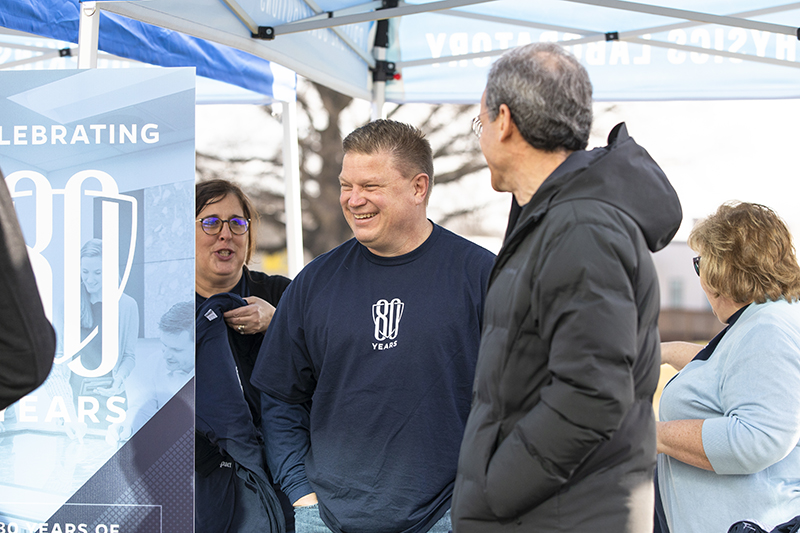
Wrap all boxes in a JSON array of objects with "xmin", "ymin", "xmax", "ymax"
[{"xmin": 652, "ymin": 241, "xmax": 722, "ymax": 342}]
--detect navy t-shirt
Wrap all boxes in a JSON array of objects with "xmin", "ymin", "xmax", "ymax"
[{"xmin": 252, "ymin": 224, "xmax": 494, "ymax": 533}]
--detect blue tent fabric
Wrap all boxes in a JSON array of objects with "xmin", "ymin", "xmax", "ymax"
[{"xmin": 0, "ymin": 0, "xmax": 282, "ymax": 100}]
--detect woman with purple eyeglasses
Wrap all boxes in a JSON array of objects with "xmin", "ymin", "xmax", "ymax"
[{"xmin": 195, "ymin": 179, "xmax": 292, "ymax": 532}]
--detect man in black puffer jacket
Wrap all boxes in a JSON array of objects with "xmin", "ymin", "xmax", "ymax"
[{"xmin": 452, "ymin": 43, "xmax": 682, "ymax": 532}]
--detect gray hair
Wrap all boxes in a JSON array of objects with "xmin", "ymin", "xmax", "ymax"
[{"xmin": 486, "ymin": 42, "xmax": 593, "ymax": 152}]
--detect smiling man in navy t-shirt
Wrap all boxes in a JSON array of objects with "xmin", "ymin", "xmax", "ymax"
[{"xmin": 251, "ymin": 119, "xmax": 495, "ymax": 533}]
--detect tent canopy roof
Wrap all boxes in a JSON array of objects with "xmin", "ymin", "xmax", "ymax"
[{"xmin": 96, "ymin": 0, "xmax": 800, "ymax": 103}]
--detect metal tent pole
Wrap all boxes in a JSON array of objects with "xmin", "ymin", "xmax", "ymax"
[
  {"xmin": 371, "ymin": 6, "xmax": 394, "ymax": 121},
  {"xmin": 282, "ymin": 100, "xmax": 304, "ymax": 277},
  {"xmin": 78, "ymin": 1, "xmax": 99, "ymax": 68}
]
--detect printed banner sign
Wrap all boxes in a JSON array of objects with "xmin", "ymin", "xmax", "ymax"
[{"xmin": 0, "ymin": 68, "xmax": 196, "ymax": 533}]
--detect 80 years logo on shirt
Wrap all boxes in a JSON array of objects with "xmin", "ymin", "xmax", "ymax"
[{"xmin": 372, "ymin": 298, "xmax": 403, "ymax": 351}]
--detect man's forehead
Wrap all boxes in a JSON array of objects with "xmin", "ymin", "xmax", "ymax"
[{"xmin": 341, "ymin": 150, "xmax": 398, "ymax": 175}]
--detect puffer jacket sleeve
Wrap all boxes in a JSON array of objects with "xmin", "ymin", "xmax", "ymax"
[
  {"xmin": 0, "ymin": 176, "xmax": 55, "ymax": 410},
  {"xmin": 485, "ymin": 215, "xmax": 639, "ymax": 517}
]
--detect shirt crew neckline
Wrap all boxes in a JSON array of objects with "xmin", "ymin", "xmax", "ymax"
[{"xmin": 358, "ymin": 221, "xmax": 441, "ymax": 266}]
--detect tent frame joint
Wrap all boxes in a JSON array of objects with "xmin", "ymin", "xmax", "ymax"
[
  {"xmin": 605, "ymin": 31, "xmax": 619, "ymax": 41},
  {"xmin": 252, "ymin": 26, "xmax": 276, "ymax": 40},
  {"xmin": 59, "ymin": 48, "xmax": 72, "ymax": 58},
  {"xmin": 372, "ymin": 59, "xmax": 396, "ymax": 82}
]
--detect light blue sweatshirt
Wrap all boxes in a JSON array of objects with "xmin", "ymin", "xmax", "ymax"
[{"xmin": 659, "ymin": 299, "xmax": 800, "ymax": 533}]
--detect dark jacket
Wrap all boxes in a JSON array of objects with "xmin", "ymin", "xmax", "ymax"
[
  {"xmin": 195, "ymin": 292, "xmax": 285, "ymax": 533},
  {"xmin": 194, "ymin": 268, "xmax": 292, "ymax": 531},
  {"xmin": 0, "ymin": 174, "xmax": 55, "ymax": 410},
  {"xmin": 452, "ymin": 124, "xmax": 682, "ymax": 531},
  {"xmin": 232, "ymin": 267, "xmax": 291, "ymax": 427}
]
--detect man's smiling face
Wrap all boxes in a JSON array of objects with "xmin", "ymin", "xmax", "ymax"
[{"xmin": 339, "ymin": 151, "xmax": 424, "ymax": 257}]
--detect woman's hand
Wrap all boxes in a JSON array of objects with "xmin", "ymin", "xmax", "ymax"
[{"xmin": 223, "ymin": 296, "xmax": 276, "ymax": 335}]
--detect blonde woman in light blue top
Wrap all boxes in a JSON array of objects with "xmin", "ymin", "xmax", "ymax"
[{"xmin": 658, "ymin": 201, "xmax": 800, "ymax": 533}]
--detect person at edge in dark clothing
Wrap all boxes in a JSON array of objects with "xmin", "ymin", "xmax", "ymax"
[
  {"xmin": 451, "ymin": 42, "xmax": 682, "ymax": 532},
  {"xmin": 194, "ymin": 179, "xmax": 292, "ymax": 532},
  {"xmin": 251, "ymin": 120, "xmax": 495, "ymax": 533},
  {"xmin": 0, "ymin": 167, "xmax": 56, "ymax": 411}
]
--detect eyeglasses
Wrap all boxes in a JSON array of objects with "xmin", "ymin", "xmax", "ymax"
[
  {"xmin": 471, "ymin": 115, "xmax": 483, "ymax": 139},
  {"xmin": 196, "ymin": 216, "xmax": 250, "ymax": 235},
  {"xmin": 692, "ymin": 256, "xmax": 700, "ymax": 276}
]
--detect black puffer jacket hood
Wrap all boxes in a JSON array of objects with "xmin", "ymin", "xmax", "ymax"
[{"xmin": 504, "ymin": 122, "xmax": 681, "ymax": 255}]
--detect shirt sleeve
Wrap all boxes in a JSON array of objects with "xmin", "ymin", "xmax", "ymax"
[
  {"xmin": 252, "ymin": 277, "xmax": 318, "ymax": 502},
  {"xmin": 702, "ymin": 314, "xmax": 800, "ymax": 475},
  {"xmin": 260, "ymin": 392, "xmax": 315, "ymax": 504},
  {"xmin": 485, "ymin": 219, "xmax": 640, "ymax": 516},
  {"xmin": 0, "ymin": 177, "xmax": 55, "ymax": 410}
]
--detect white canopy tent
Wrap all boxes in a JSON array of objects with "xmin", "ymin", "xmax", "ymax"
[{"xmin": 96, "ymin": 0, "xmax": 800, "ymax": 108}]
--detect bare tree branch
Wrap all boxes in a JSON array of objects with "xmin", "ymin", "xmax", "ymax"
[{"xmin": 436, "ymin": 162, "xmax": 487, "ymax": 185}]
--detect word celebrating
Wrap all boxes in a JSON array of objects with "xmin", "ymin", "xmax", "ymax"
[
  {"xmin": 0, "ymin": 395, "xmax": 126, "ymax": 424},
  {"xmin": 426, "ymin": 28, "xmax": 797, "ymax": 67},
  {"xmin": 0, "ymin": 124, "xmax": 159, "ymax": 146},
  {"xmin": 0, "ymin": 523, "xmax": 120, "ymax": 533}
]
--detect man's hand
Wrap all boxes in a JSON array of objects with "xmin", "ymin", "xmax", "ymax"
[{"xmin": 293, "ymin": 493, "xmax": 318, "ymax": 507}]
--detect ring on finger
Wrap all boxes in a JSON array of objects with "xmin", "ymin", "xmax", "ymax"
[{"xmin": 237, "ymin": 324, "xmax": 245, "ymax": 333}]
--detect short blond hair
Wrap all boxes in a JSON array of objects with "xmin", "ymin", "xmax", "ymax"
[{"xmin": 688, "ymin": 201, "xmax": 800, "ymax": 304}]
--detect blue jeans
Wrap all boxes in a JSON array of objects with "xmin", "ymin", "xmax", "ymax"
[
  {"xmin": 428, "ymin": 509, "xmax": 452, "ymax": 533},
  {"xmin": 294, "ymin": 505, "xmax": 451, "ymax": 533},
  {"xmin": 293, "ymin": 504, "xmax": 329, "ymax": 533}
]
